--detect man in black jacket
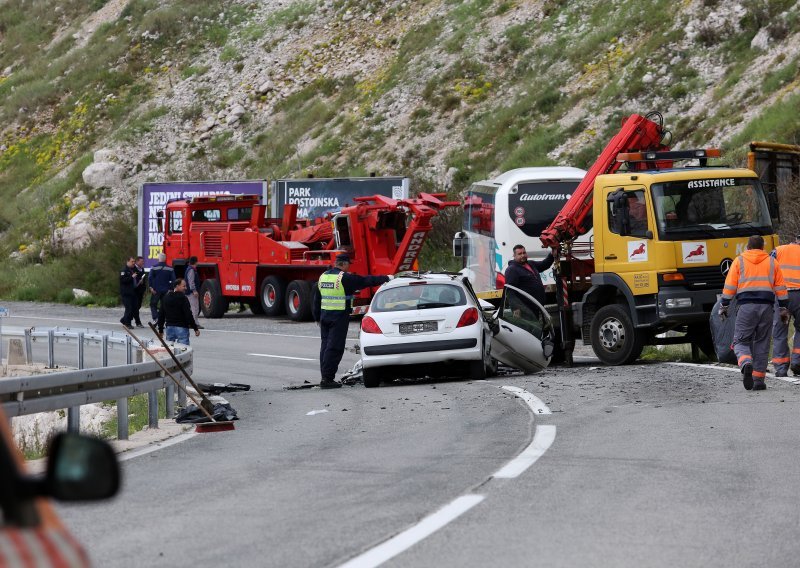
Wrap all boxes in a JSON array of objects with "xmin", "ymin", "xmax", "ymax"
[
  {"xmin": 156, "ymin": 278, "xmax": 200, "ymax": 345},
  {"xmin": 133, "ymin": 256, "xmax": 146, "ymax": 327},
  {"xmin": 119, "ymin": 257, "xmax": 138, "ymax": 329},
  {"xmin": 504, "ymin": 244, "xmax": 553, "ymax": 305},
  {"xmin": 312, "ymin": 253, "xmax": 391, "ymax": 388}
]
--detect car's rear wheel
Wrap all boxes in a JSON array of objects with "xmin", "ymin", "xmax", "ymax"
[
  {"xmin": 363, "ymin": 366, "xmax": 381, "ymax": 388},
  {"xmin": 468, "ymin": 339, "xmax": 488, "ymax": 380}
]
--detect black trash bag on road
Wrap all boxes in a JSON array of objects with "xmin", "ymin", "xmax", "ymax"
[
  {"xmin": 710, "ymin": 297, "xmax": 738, "ymax": 365},
  {"xmin": 176, "ymin": 402, "xmax": 239, "ymax": 423},
  {"xmin": 196, "ymin": 382, "xmax": 251, "ymax": 395}
]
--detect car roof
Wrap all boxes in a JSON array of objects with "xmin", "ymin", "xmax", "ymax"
[{"xmin": 381, "ymin": 273, "xmax": 465, "ymax": 289}]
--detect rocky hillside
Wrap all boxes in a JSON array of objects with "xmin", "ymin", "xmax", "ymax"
[{"xmin": 1, "ymin": 0, "xmax": 799, "ymax": 301}]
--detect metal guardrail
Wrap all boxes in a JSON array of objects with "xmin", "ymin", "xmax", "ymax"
[{"xmin": 0, "ymin": 326, "xmax": 192, "ymax": 440}]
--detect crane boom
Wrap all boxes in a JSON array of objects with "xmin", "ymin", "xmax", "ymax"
[{"xmin": 540, "ymin": 113, "xmax": 669, "ymax": 248}]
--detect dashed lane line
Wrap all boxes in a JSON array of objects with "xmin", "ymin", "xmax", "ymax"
[
  {"xmin": 501, "ymin": 385, "xmax": 552, "ymax": 414},
  {"xmin": 492, "ymin": 425, "xmax": 557, "ymax": 479},
  {"xmin": 248, "ymin": 353, "xmax": 316, "ymax": 361},
  {"xmin": 337, "ymin": 495, "xmax": 485, "ymax": 568}
]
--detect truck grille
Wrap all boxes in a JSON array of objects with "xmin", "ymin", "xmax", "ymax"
[
  {"xmin": 203, "ymin": 235, "xmax": 223, "ymax": 257},
  {"xmin": 680, "ymin": 266, "xmax": 725, "ymax": 290}
]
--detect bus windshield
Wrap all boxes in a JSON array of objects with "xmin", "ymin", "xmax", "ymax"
[{"xmin": 651, "ymin": 178, "xmax": 772, "ymax": 240}]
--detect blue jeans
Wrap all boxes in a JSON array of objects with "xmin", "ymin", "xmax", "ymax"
[{"xmin": 166, "ymin": 326, "xmax": 190, "ymax": 345}]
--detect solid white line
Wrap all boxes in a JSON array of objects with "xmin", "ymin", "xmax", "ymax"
[
  {"xmin": 501, "ymin": 385, "xmax": 552, "ymax": 414},
  {"xmin": 249, "ymin": 353, "xmax": 316, "ymax": 361},
  {"xmin": 6, "ymin": 315, "xmax": 357, "ymax": 341},
  {"xmin": 493, "ymin": 424, "xmax": 557, "ymax": 479},
  {"xmin": 117, "ymin": 432, "xmax": 197, "ymax": 462},
  {"xmin": 338, "ymin": 494, "xmax": 485, "ymax": 568},
  {"xmin": 666, "ymin": 361, "xmax": 800, "ymax": 385}
]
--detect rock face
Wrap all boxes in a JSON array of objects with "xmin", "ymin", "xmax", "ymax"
[
  {"xmin": 56, "ymin": 210, "xmax": 98, "ymax": 251},
  {"xmin": 82, "ymin": 161, "xmax": 125, "ymax": 189}
]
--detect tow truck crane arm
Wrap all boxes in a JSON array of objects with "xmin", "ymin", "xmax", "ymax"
[{"xmin": 539, "ymin": 112, "xmax": 670, "ymax": 249}]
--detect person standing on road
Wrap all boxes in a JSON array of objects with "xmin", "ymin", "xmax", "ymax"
[
  {"xmin": 148, "ymin": 253, "xmax": 175, "ymax": 324},
  {"xmin": 119, "ymin": 257, "xmax": 137, "ymax": 329},
  {"xmin": 184, "ymin": 256, "xmax": 203, "ymax": 329},
  {"xmin": 770, "ymin": 234, "xmax": 800, "ymax": 377},
  {"xmin": 504, "ymin": 244, "xmax": 554, "ymax": 305},
  {"xmin": 719, "ymin": 235, "xmax": 789, "ymax": 390},
  {"xmin": 312, "ymin": 253, "xmax": 391, "ymax": 389},
  {"xmin": 133, "ymin": 256, "xmax": 147, "ymax": 328},
  {"xmin": 156, "ymin": 278, "xmax": 200, "ymax": 345}
]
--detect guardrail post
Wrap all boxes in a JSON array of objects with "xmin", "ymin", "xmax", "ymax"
[
  {"xmin": 24, "ymin": 329, "xmax": 33, "ymax": 365},
  {"xmin": 165, "ymin": 383, "xmax": 175, "ymax": 419},
  {"xmin": 126, "ymin": 335, "xmax": 133, "ymax": 364},
  {"xmin": 117, "ymin": 397, "xmax": 129, "ymax": 440},
  {"xmin": 47, "ymin": 329, "xmax": 55, "ymax": 368},
  {"xmin": 67, "ymin": 407, "xmax": 80, "ymax": 433},
  {"xmin": 102, "ymin": 335, "xmax": 109, "ymax": 367},
  {"xmin": 148, "ymin": 391, "xmax": 159, "ymax": 429},
  {"xmin": 77, "ymin": 332, "xmax": 85, "ymax": 369}
]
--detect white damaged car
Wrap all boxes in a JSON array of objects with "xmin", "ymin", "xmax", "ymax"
[{"xmin": 359, "ymin": 273, "xmax": 554, "ymax": 388}]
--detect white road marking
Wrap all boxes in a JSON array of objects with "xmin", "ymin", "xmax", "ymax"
[
  {"xmin": 501, "ymin": 385, "xmax": 552, "ymax": 414},
  {"xmin": 306, "ymin": 409, "xmax": 329, "ymax": 416},
  {"xmin": 667, "ymin": 361, "xmax": 800, "ymax": 385},
  {"xmin": 337, "ymin": 494, "xmax": 485, "ymax": 568},
  {"xmin": 117, "ymin": 432, "xmax": 197, "ymax": 461},
  {"xmin": 249, "ymin": 353, "xmax": 316, "ymax": 361},
  {"xmin": 492, "ymin": 425, "xmax": 557, "ymax": 479}
]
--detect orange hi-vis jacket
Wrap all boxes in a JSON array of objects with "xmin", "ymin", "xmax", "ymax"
[
  {"xmin": 721, "ymin": 249, "xmax": 788, "ymax": 308},
  {"xmin": 772, "ymin": 243, "xmax": 800, "ymax": 290}
]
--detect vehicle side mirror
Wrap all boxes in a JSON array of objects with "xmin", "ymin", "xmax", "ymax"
[
  {"xmin": 452, "ymin": 232, "xmax": 468, "ymax": 258},
  {"xmin": 607, "ymin": 189, "xmax": 631, "ymax": 236},
  {"xmin": 156, "ymin": 210, "xmax": 164, "ymax": 234},
  {"xmin": 45, "ymin": 433, "xmax": 120, "ymax": 502}
]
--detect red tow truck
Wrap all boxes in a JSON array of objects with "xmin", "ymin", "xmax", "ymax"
[{"xmin": 158, "ymin": 192, "xmax": 458, "ymax": 320}]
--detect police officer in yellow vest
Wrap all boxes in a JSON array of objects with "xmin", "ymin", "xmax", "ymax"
[
  {"xmin": 313, "ymin": 253, "xmax": 391, "ymax": 388},
  {"xmin": 771, "ymin": 234, "xmax": 800, "ymax": 377}
]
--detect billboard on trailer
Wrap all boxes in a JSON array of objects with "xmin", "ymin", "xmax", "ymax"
[
  {"xmin": 270, "ymin": 177, "xmax": 409, "ymax": 218},
  {"xmin": 138, "ymin": 180, "xmax": 268, "ymax": 269}
]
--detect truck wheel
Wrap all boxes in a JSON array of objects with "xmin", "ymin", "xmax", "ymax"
[
  {"xmin": 286, "ymin": 280, "xmax": 313, "ymax": 321},
  {"xmin": 200, "ymin": 279, "xmax": 226, "ymax": 319},
  {"xmin": 590, "ymin": 304, "xmax": 644, "ymax": 365},
  {"xmin": 363, "ymin": 367, "xmax": 381, "ymax": 388},
  {"xmin": 260, "ymin": 276, "xmax": 286, "ymax": 316}
]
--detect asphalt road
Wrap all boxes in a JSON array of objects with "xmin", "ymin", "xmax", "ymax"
[{"xmin": 4, "ymin": 301, "xmax": 800, "ymax": 567}]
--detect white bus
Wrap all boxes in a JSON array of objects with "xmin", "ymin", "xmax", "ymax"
[{"xmin": 454, "ymin": 167, "xmax": 590, "ymax": 296}]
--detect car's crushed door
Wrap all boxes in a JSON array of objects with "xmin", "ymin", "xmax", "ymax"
[{"xmin": 490, "ymin": 284, "xmax": 554, "ymax": 373}]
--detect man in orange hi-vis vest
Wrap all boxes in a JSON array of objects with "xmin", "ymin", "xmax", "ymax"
[
  {"xmin": 770, "ymin": 234, "xmax": 800, "ymax": 377},
  {"xmin": 719, "ymin": 235, "xmax": 789, "ymax": 391}
]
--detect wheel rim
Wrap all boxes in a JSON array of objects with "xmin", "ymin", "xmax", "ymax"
[
  {"xmin": 288, "ymin": 291, "xmax": 299, "ymax": 314},
  {"xmin": 598, "ymin": 317, "xmax": 626, "ymax": 352},
  {"xmin": 264, "ymin": 285, "xmax": 276, "ymax": 308},
  {"xmin": 203, "ymin": 291, "xmax": 212, "ymax": 310}
]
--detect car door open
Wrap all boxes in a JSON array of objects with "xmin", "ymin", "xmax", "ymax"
[{"xmin": 490, "ymin": 284, "xmax": 554, "ymax": 373}]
